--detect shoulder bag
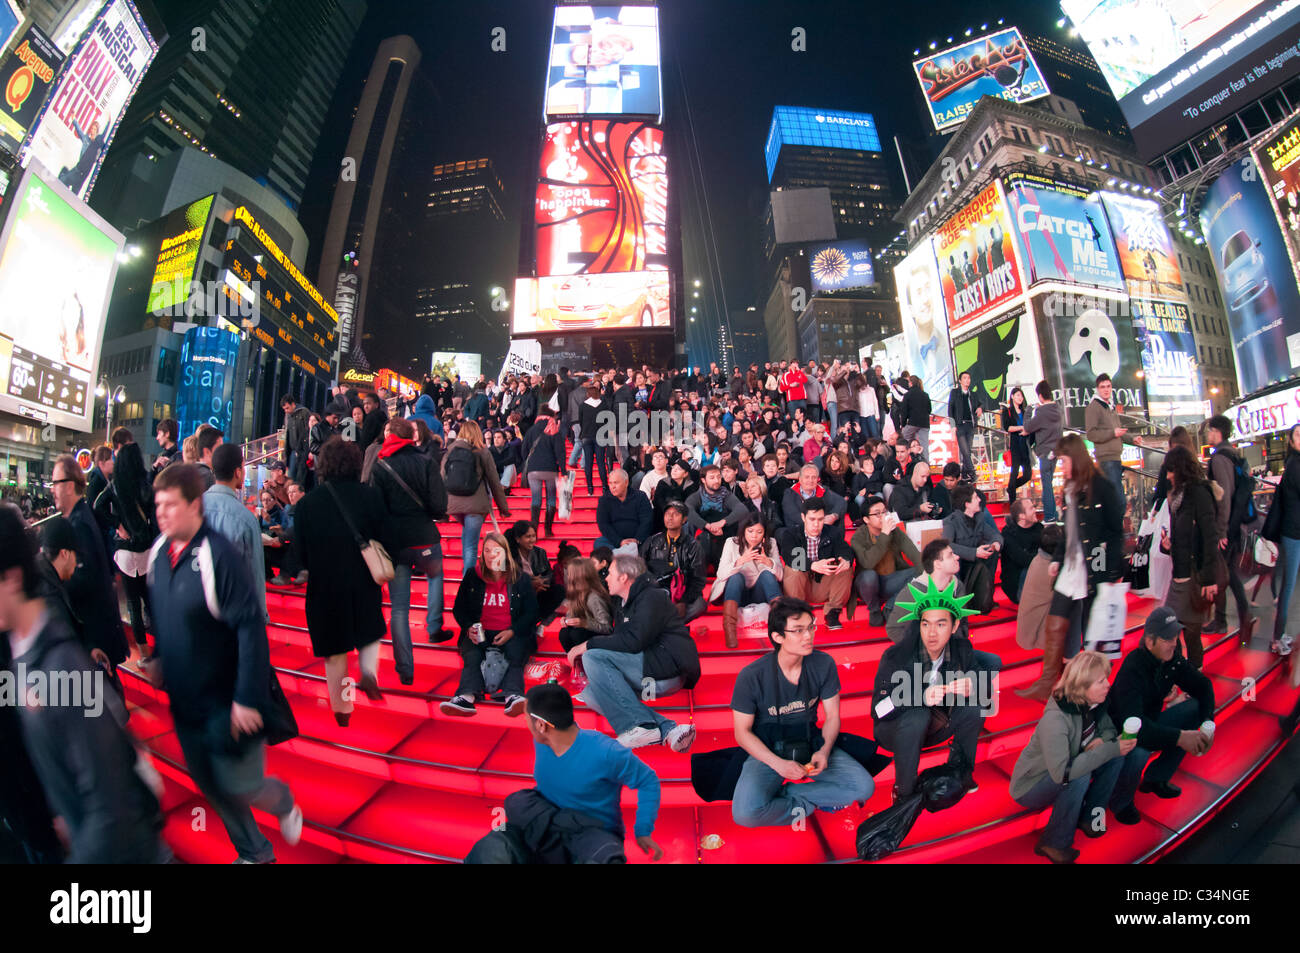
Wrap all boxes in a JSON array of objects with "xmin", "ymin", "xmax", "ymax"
[
  {"xmin": 325, "ymin": 482, "xmax": 394, "ymax": 585},
  {"xmin": 377, "ymin": 457, "xmax": 431, "ymax": 519}
]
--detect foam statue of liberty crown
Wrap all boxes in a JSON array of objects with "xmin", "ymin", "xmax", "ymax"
[{"xmin": 894, "ymin": 577, "xmax": 980, "ymax": 623}]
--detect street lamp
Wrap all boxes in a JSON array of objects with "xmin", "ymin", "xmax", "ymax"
[{"xmin": 97, "ymin": 375, "xmax": 126, "ymax": 443}]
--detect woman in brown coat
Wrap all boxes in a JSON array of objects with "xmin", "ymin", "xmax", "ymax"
[
  {"xmin": 1016, "ymin": 523, "xmax": 1062, "ymax": 653},
  {"xmin": 442, "ymin": 420, "xmax": 511, "ymax": 570}
]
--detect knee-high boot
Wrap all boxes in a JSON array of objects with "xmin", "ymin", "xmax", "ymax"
[
  {"xmin": 1016, "ymin": 613, "xmax": 1069, "ymax": 702},
  {"xmin": 544, "ymin": 508, "xmax": 555, "ymax": 538},
  {"xmin": 723, "ymin": 600, "xmax": 739, "ymax": 649},
  {"xmin": 531, "ymin": 504, "xmax": 541, "ymax": 526}
]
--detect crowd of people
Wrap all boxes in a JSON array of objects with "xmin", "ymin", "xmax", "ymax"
[{"xmin": 2, "ymin": 356, "xmax": 1297, "ymax": 866}]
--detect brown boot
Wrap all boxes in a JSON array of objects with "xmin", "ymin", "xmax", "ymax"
[
  {"xmin": 723, "ymin": 600, "xmax": 740, "ymax": 649},
  {"xmin": 1016, "ymin": 613, "xmax": 1068, "ymax": 702}
]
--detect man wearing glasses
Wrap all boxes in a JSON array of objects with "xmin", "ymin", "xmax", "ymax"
[
  {"xmin": 851, "ymin": 497, "xmax": 921, "ymax": 628},
  {"xmin": 730, "ymin": 597, "xmax": 874, "ymax": 827}
]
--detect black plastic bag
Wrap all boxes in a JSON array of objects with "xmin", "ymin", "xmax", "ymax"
[
  {"xmin": 855, "ymin": 793, "xmax": 923, "ymax": 860},
  {"xmin": 918, "ymin": 764, "xmax": 967, "ymax": 812}
]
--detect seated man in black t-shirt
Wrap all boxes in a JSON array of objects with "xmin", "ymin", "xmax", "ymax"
[{"xmin": 730, "ymin": 597, "xmax": 875, "ymax": 827}]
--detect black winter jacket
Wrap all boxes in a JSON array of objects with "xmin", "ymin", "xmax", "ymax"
[
  {"xmin": 368, "ymin": 443, "xmax": 447, "ymax": 552},
  {"xmin": 900, "ymin": 386, "xmax": 931, "ymax": 429},
  {"xmin": 1054, "ymin": 474, "xmax": 1126, "ymax": 593},
  {"xmin": 641, "ymin": 530, "xmax": 707, "ymax": 604},
  {"xmin": 1107, "ymin": 642, "xmax": 1215, "ymax": 752},
  {"xmin": 453, "ymin": 567, "xmax": 540, "ymax": 636},
  {"xmin": 586, "ymin": 575, "xmax": 701, "ymax": 687},
  {"xmin": 1163, "ymin": 480, "xmax": 1224, "ymax": 582}
]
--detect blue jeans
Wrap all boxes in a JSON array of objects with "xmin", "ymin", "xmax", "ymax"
[
  {"xmin": 1039, "ymin": 452, "xmax": 1058, "ymax": 522},
  {"xmin": 854, "ymin": 566, "xmax": 918, "ymax": 611},
  {"xmin": 389, "ymin": 544, "xmax": 443, "ymax": 679},
  {"xmin": 732, "ymin": 746, "xmax": 874, "ymax": 827},
  {"xmin": 1100, "ymin": 460, "xmax": 1126, "ymax": 504},
  {"xmin": 1109, "ymin": 699, "xmax": 1203, "ymax": 812},
  {"xmin": 568, "ymin": 424, "xmax": 583, "ymax": 468},
  {"xmin": 862, "ymin": 414, "xmax": 881, "ymax": 439},
  {"xmin": 456, "ymin": 513, "xmax": 485, "ymax": 569},
  {"xmin": 1275, "ymin": 536, "xmax": 1300, "ymax": 640},
  {"xmin": 722, "ymin": 569, "xmax": 782, "ymax": 605},
  {"xmin": 1014, "ymin": 755, "xmax": 1124, "ymax": 849},
  {"xmin": 581, "ymin": 647, "xmax": 682, "ymax": 736},
  {"xmin": 827, "ymin": 401, "xmax": 838, "ymax": 435}
]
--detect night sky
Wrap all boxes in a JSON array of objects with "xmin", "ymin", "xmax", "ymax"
[{"xmin": 289, "ymin": 0, "xmax": 1078, "ymax": 360}]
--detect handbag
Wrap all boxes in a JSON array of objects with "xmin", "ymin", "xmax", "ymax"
[
  {"xmin": 325, "ymin": 482, "xmax": 394, "ymax": 585},
  {"xmin": 263, "ymin": 671, "xmax": 299, "ymax": 745},
  {"xmin": 1261, "ymin": 485, "xmax": 1283, "ymax": 543}
]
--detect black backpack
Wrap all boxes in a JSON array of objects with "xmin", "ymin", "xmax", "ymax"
[
  {"xmin": 444, "ymin": 444, "xmax": 481, "ymax": 497},
  {"xmin": 1220, "ymin": 449, "xmax": 1258, "ymax": 536}
]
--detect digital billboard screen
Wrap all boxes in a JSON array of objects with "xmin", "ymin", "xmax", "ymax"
[
  {"xmin": 536, "ymin": 119, "xmax": 667, "ymax": 276},
  {"xmin": 1100, "ymin": 190, "xmax": 1185, "ymax": 299},
  {"xmin": 544, "ymin": 4, "xmax": 661, "ymax": 120},
  {"xmin": 147, "ymin": 194, "xmax": 215, "ymax": 317},
  {"xmin": 0, "ymin": 21, "xmax": 66, "ymax": 156},
  {"xmin": 1062, "ymin": 0, "xmax": 1300, "ymax": 158},
  {"xmin": 952, "ymin": 307, "xmax": 1046, "ymax": 408},
  {"xmin": 893, "ymin": 239, "xmax": 954, "ymax": 417},
  {"xmin": 1254, "ymin": 111, "xmax": 1300, "ymax": 281},
  {"xmin": 23, "ymin": 0, "xmax": 158, "ymax": 199},
  {"xmin": 512, "ymin": 271, "xmax": 670, "ymax": 335},
  {"xmin": 1199, "ymin": 153, "xmax": 1300, "ymax": 397},
  {"xmin": 1129, "ymin": 297, "xmax": 1200, "ymax": 398},
  {"xmin": 808, "ymin": 239, "xmax": 874, "ymax": 292},
  {"xmin": 1005, "ymin": 173, "xmax": 1125, "ymax": 291},
  {"xmin": 936, "ymin": 179, "xmax": 1025, "ymax": 336},
  {"xmin": 175, "ymin": 325, "xmax": 240, "ymax": 440},
  {"xmin": 0, "ymin": 164, "xmax": 122, "ymax": 431},
  {"xmin": 913, "ymin": 27, "xmax": 1050, "ymax": 133},
  {"xmin": 764, "ymin": 107, "xmax": 881, "ymax": 181}
]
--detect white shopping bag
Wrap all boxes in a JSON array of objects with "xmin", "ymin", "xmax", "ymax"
[
  {"xmin": 902, "ymin": 519, "xmax": 945, "ymax": 554},
  {"xmin": 613, "ymin": 541, "xmax": 640, "ymax": 559},
  {"xmin": 1083, "ymin": 581, "xmax": 1130, "ymax": 659},
  {"xmin": 1134, "ymin": 501, "xmax": 1172, "ymax": 603},
  {"xmin": 558, "ymin": 471, "xmax": 574, "ymax": 520},
  {"xmin": 737, "ymin": 603, "xmax": 770, "ymax": 639}
]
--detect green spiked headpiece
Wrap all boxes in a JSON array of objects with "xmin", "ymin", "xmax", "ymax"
[{"xmin": 894, "ymin": 577, "xmax": 979, "ymax": 623}]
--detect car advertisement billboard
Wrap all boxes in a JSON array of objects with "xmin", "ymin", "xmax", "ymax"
[
  {"xmin": 1254, "ymin": 111, "xmax": 1300, "ymax": 285},
  {"xmin": 544, "ymin": 4, "xmax": 661, "ymax": 120},
  {"xmin": 951, "ymin": 307, "xmax": 1046, "ymax": 409},
  {"xmin": 1129, "ymin": 297, "xmax": 1200, "ymax": 398},
  {"xmin": 146, "ymin": 194, "xmax": 215, "ymax": 317},
  {"xmin": 0, "ymin": 21, "xmax": 66, "ymax": 156},
  {"xmin": 23, "ymin": 0, "xmax": 158, "ymax": 199},
  {"xmin": 536, "ymin": 119, "xmax": 667, "ymax": 276},
  {"xmin": 1099, "ymin": 190, "xmax": 1185, "ymax": 299},
  {"xmin": 894, "ymin": 238, "xmax": 955, "ymax": 417},
  {"xmin": 935, "ymin": 179, "xmax": 1025, "ymax": 337},
  {"xmin": 1005, "ymin": 172, "xmax": 1125, "ymax": 291},
  {"xmin": 1061, "ymin": 0, "xmax": 1300, "ymax": 159},
  {"xmin": 1199, "ymin": 153, "xmax": 1300, "ymax": 397},
  {"xmin": 808, "ymin": 239, "xmax": 874, "ymax": 292},
  {"xmin": 0, "ymin": 164, "xmax": 123, "ymax": 432},
  {"xmin": 1031, "ymin": 290, "xmax": 1148, "ymax": 428},
  {"xmin": 175, "ymin": 325, "xmax": 240, "ymax": 440},
  {"xmin": 913, "ymin": 27, "xmax": 1051, "ymax": 133},
  {"xmin": 513, "ymin": 271, "xmax": 670, "ymax": 335}
]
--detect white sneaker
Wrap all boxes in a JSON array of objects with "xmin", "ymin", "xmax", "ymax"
[
  {"xmin": 616, "ymin": 725, "xmax": 661, "ymax": 748},
  {"xmin": 279, "ymin": 804, "xmax": 303, "ymax": 847},
  {"xmin": 1274, "ymin": 635, "xmax": 1294, "ymax": 657},
  {"xmin": 664, "ymin": 723, "xmax": 697, "ymax": 753}
]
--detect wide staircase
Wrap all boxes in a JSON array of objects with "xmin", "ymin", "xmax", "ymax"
[{"xmin": 117, "ymin": 458, "xmax": 1299, "ymax": 864}]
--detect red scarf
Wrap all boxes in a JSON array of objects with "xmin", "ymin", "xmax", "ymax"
[{"xmin": 379, "ymin": 434, "xmax": 415, "ymax": 459}]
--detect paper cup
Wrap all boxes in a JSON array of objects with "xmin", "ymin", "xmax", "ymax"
[{"xmin": 1120, "ymin": 716, "xmax": 1141, "ymax": 740}]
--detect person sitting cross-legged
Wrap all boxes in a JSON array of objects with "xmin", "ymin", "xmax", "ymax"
[
  {"xmin": 777, "ymin": 496, "xmax": 855, "ymax": 631},
  {"xmin": 711, "ymin": 511, "xmax": 785, "ymax": 648},
  {"xmin": 730, "ymin": 597, "xmax": 875, "ymax": 827},
  {"xmin": 686, "ymin": 464, "xmax": 749, "ymax": 571},
  {"xmin": 567, "ymin": 555, "xmax": 700, "ymax": 751},
  {"xmin": 640, "ymin": 501, "xmax": 708, "ymax": 624},
  {"xmin": 851, "ymin": 495, "xmax": 921, "ymax": 628}
]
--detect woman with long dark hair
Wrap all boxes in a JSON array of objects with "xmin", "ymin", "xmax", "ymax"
[
  {"xmin": 1158, "ymin": 445, "xmax": 1224, "ymax": 669},
  {"xmin": 1003, "ymin": 386, "xmax": 1032, "ymax": 505},
  {"xmin": 105, "ymin": 430, "xmax": 157, "ymax": 654},
  {"xmin": 1268, "ymin": 423, "xmax": 1300, "ymax": 657},
  {"xmin": 710, "ymin": 511, "xmax": 784, "ymax": 648},
  {"xmin": 558, "ymin": 556, "xmax": 612, "ymax": 652}
]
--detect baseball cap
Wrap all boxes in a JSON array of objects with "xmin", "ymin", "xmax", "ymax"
[
  {"xmin": 665, "ymin": 501, "xmax": 688, "ymax": 516},
  {"xmin": 1143, "ymin": 606, "xmax": 1182, "ymax": 641},
  {"xmin": 41, "ymin": 516, "xmax": 78, "ymax": 557}
]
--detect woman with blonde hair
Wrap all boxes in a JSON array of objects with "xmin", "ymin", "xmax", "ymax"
[
  {"xmin": 558, "ymin": 557, "xmax": 613, "ymax": 651},
  {"xmin": 181, "ymin": 435, "xmax": 199, "ymax": 463},
  {"xmin": 1010, "ymin": 650, "xmax": 1135, "ymax": 863},
  {"xmin": 442, "ymin": 418, "xmax": 511, "ymax": 571},
  {"xmin": 440, "ymin": 533, "xmax": 538, "ymax": 718}
]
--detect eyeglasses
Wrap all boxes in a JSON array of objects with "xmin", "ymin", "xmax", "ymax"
[
  {"xmin": 783, "ymin": 625, "xmax": 817, "ymax": 637},
  {"xmin": 51, "ymin": 478, "xmax": 76, "ymax": 486},
  {"xmin": 528, "ymin": 711, "xmax": 553, "ymax": 727},
  {"xmin": 868, "ymin": 509, "xmax": 887, "ymax": 517}
]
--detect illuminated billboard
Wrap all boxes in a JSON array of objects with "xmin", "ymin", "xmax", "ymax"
[
  {"xmin": 894, "ymin": 238, "xmax": 954, "ymax": 417},
  {"xmin": 513, "ymin": 272, "xmax": 669, "ymax": 334},
  {"xmin": 1129, "ymin": 297, "xmax": 1200, "ymax": 399},
  {"xmin": 0, "ymin": 21, "xmax": 66, "ymax": 156},
  {"xmin": 1100, "ymin": 191, "xmax": 1185, "ymax": 299},
  {"xmin": 0, "ymin": 164, "xmax": 122, "ymax": 431},
  {"xmin": 1005, "ymin": 173, "xmax": 1125, "ymax": 291},
  {"xmin": 936, "ymin": 179, "xmax": 1025, "ymax": 336},
  {"xmin": 147, "ymin": 194, "xmax": 215, "ymax": 316},
  {"xmin": 808, "ymin": 239, "xmax": 874, "ymax": 292},
  {"xmin": 765, "ymin": 106, "xmax": 881, "ymax": 181},
  {"xmin": 1062, "ymin": 0, "xmax": 1300, "ymax": 158},
  {"xmin": 536, "ymin": 119, "xmax": 666, "ymax": 276},
  {"xmin": 175, "ymin": 326, "xmax": 240, "ymax": 440},
  {"xmin": 1254, "ymin": 112, "xmax": 1300, "ymax": 284},
  {"xmin": 428, "ymin": 353, "xmax": 482, "ymax": 383},
  {"xmin": 913, "ymin": 27, "xmax": 1050, "ymax": 133},
  {"xmin": 23, "ymin": 0, "xmax": 158, "ymax": 199},
  {"xmin": 952, "ymin": 307, "xmax": 1045, "ymax": 407},
  {"xmin": 544, "ymin": 4, "xmax": 661, "ymax": 120},
  {"xmin": 1199, "ymin": 154, "xmax": 1300, "ymax": 397}
]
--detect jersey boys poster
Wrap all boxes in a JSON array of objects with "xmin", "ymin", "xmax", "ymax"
[{"xmin": 935, "ymin": 180, "xmax": 1024, "ymax": 336}]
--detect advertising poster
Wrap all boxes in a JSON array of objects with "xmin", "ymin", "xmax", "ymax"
[
  {"xmin": 1254, "ymin": 112, "xmax": 1300, "ymax": 286},
  {"xmin": 951, "ymin": 308, "xmax": 1045, "ymax": 410},
  {"xmin": 808, "ymin": 239, "xmax": 874, "ymax": 292},
  {"xmin": 516, "ymin": 272, "xmax": 670, "ymax": 334},
  {"xmin": 429, "ymin": 353, "xmax": 481, "ymax": 383},
  {"xmin": 24, "ymin": 0, "xmax": 158, "ymax": 199},
  {"xmin": 1100, "ymin": 190, "xmax": 1185, "ymax": 299},
  {"xmin": 175, "ymin": 326, "xmax": 240, "ymax": 440},
  {"xmin": 536, "ymin": 120, "xmax": 667, "ymax": 276},
  {"xmin": 935, "ymin": 179, "xmax": 1024, "ymax": 337},
  {"xmin": 499, "ymin": 338, "xmax": 543, "ymax": 382},
  {"xmin": 893, "ymin": 238, "xmax": 954, "ymax": 416},
  {"xmin": 0, "ymin": 165, "xmax": 122, "ymax": 431},
  {"xmin": 1031, "ymin": 291, "xmax": 1148, "ymax": 429},
  {"xmin": 544, "ymin": 4, "xmax": 661, "ymax": 119},
  {"xmin": 1198, "ymin": 154, "xmax": 1300, "ymax": 396},
  {"xmin": 913, "ymin": 27, "xmax": 1050, "ymax": 132},
  {"xmin": 0, "ymin": 21, "xmax": 65, "ymax": 155},
  {"xmin": 864, "ymin": 332, "xmax": 908, "ymax": 384},
  {"xmin": 1228, "ymin": 381, "xmax": 1300, "ymax": 441},
  {"xmin": 147, "ymin": 194, "xmax": 215, "ymax": 316},
  {"xmin": 1006, "ymin": 173, "xmax": 1125, "ymax": 291},
  {"xmin": 1129, "ymin": 297, "xmax": 1200, "ymax": 397}
]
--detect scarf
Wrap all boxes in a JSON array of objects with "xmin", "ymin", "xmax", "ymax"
[
  {"xmin": 379, "ymin": 434, "xmax": 415, "ymax": 459},
  {"xmin": 700, "ymin": 483, "xmax": 731, "ymax": 514}
]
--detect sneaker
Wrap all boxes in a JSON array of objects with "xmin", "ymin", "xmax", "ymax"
[
  {"xmin": 664, "ymin": 723, "xmax": 697, "ymax": 753},
  {"xmin": 1272, "ymin": 635, "xmax": 1294, "ymax": 657},
  {"xmin": 503, "ymin": 694, "xmax": 527, "ymax": 717},
  {"xmin": 825, "ymin": 609, "xmax": 843, "ymax": 631},
  {"xmin": 962, "ymin": 774, "xmax": 979, "ymax": 794},
  {"xmin": 616, "ymin": 725, "xmax": 662, "ymax": 748},
  {"xmin": 439, "ymin": 695, "xmax": 477, "ymax": 717},
  {"xmin": 279, "ymin": 805, "xmax": 303, "ymax": 847},
  {"xmin": 294, "ymin": 571, "xmax": 308, "ymax": 584}
]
